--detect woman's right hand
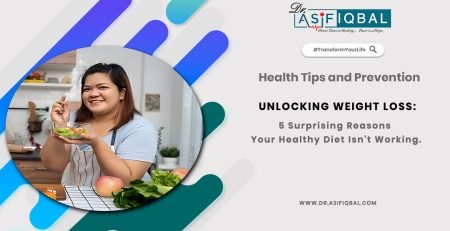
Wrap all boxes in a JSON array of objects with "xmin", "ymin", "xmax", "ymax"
[{"xmin": 51, "ymin": 96, "xmax": 69, "ymax": 125}]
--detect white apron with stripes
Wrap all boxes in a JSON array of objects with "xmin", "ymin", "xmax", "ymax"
[{"xmin": 61, "ymin": 144, "xmax": 103, "ymax": 186}]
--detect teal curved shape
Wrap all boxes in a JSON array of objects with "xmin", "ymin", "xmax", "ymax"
[
  {"xmin": 70, "ymin": 174, "xmax": 223, "ymax": 230},
  {"xmin": 166, "ymin": 0, "xmax": 206, "ymax": 24},
  {"xmin": 202, "ymin": 102, "xmax": 225, "ymax": 138}
]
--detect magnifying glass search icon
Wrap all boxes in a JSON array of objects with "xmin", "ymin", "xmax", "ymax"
[{"xmin": 369, "ymin": 45, "xmax": 377, "ymax": 53}]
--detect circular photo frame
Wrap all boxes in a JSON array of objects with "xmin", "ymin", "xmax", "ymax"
[{"xmin": 6, "ymin": 46, "xmax": 203, "ymax": 211}]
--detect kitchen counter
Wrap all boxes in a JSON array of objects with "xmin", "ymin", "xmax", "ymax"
[
  {"xmin": 10, "ymin": 149, "xmax": 41, "ymax": 160},
  {"xmin": 14, "ymin": 156, "xmax": 62, "ymax": 184}
]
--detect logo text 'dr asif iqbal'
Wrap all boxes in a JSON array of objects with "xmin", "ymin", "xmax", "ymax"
[{"xmin": 289, "ymin": 2, "xmax": 391, "ymax": 30}]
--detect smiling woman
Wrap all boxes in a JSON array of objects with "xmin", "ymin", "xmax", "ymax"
[
  {"xmin": 8, "ymin": 46, "xmax": 204, "ymax": 211},
  {"xmin": 40, "ymin": 63, "xmax": 157, "ymax": 187}
]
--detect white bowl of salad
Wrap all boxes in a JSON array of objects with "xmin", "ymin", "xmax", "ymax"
[{"xmin": 53, "ymin": 122, "xmax": 91, "ymax": 139}]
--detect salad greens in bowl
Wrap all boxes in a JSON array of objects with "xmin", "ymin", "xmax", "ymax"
[{"xmin": 53, "ymin": 122, "xmax": 91, "ymax": 139}]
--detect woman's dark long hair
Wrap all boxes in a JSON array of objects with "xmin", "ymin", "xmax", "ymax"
[{"xmin": 75, "ymin": 63, "xmax": 141, "ymax": 130}]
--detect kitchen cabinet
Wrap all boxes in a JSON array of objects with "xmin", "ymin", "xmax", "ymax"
[
  {"xmin": 14, "ymin": 160, "xmax": 62, "ymax": 184},
  {"xmin": 40, "ymin": 50, "xmax": 76, "ymax": 71},
  {"xmin": 47, "ymin": 50, "xmax": 76, "ymax": 65},
  {"xmin": 25, "ymin": 50, "xmax": 77, "ymax": 86},
  {"xmin": 20, "ymin": 83, "xmax": 73, "ymax": 89}
]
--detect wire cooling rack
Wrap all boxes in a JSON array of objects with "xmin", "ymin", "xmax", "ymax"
[{"xmin": 59, "ymin": 186, "xmax": 123, "ymax": 211}]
